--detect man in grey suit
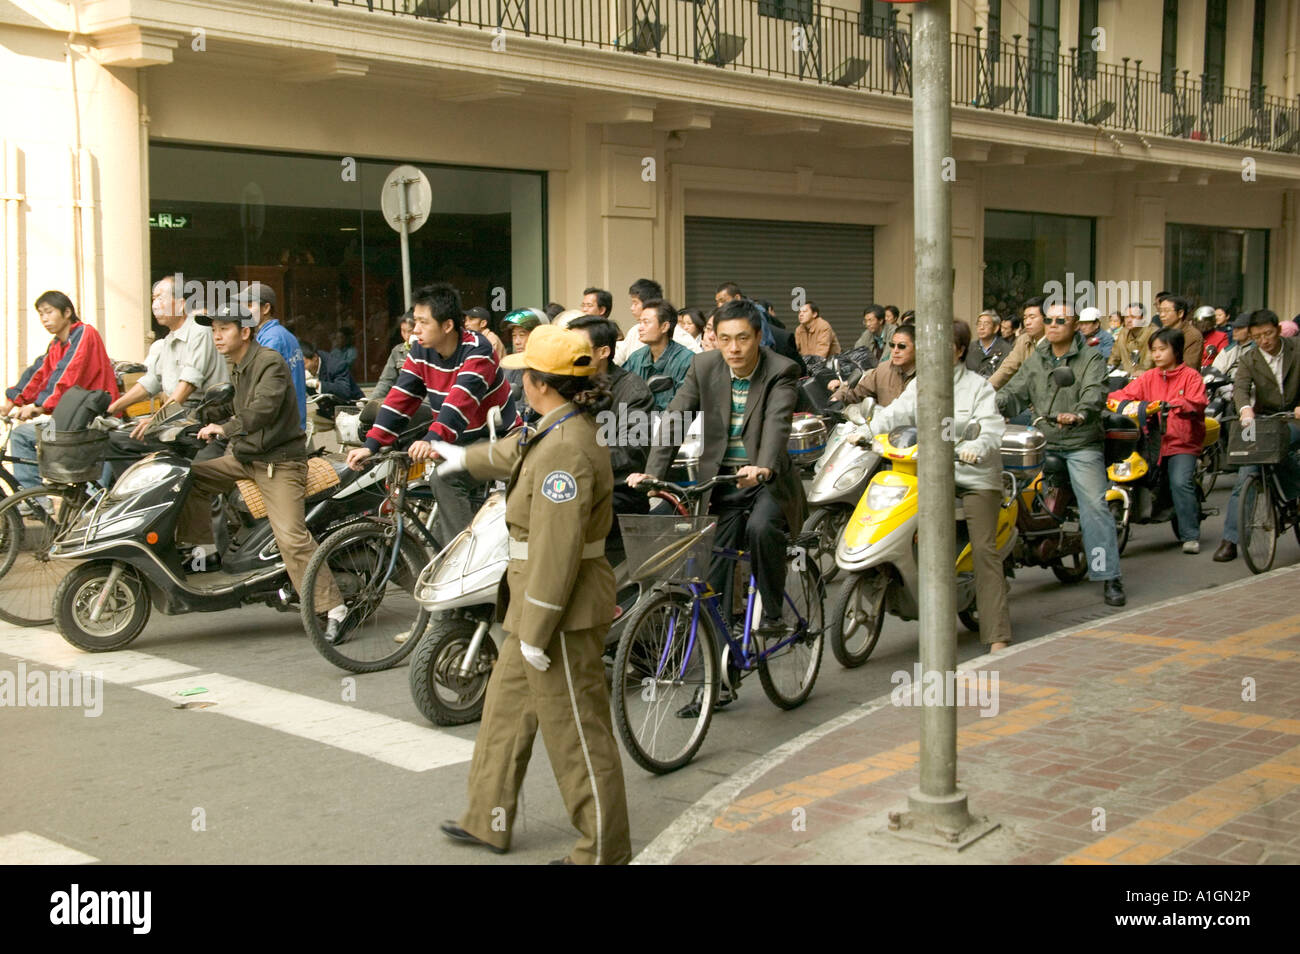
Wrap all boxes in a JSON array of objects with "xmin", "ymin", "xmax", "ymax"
[
  {"xmin": 630, "ymin": 298, "xmax": 806, "ymax": 712},
  {"xmin": 1214, "ymin": 308, "xmax": 1300, "ymax": 561}
]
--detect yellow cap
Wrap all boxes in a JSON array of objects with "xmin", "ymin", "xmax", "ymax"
[{"xmin": 500, "ymin": 325, "xmax": 597, "ymax": 376}]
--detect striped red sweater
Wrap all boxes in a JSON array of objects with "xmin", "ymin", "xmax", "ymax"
[{"xmin": 365, "ymin": 330, "xmax": 520, "ymax": 449}]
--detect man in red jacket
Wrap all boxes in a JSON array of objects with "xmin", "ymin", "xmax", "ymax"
[
  {"xmin": 1108, "ymin": 326, "xmax": 1207, "ymax": 553},
  {"xmin": 2, "ymin": 291, "xmax": 118, "ymax": 489}
]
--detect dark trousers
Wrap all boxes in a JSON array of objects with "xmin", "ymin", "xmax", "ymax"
[{"xmin": 709, "ymin": 483, "xmax": 788, "ymax": 630}]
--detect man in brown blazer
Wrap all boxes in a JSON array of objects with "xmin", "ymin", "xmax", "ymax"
[
  {"xmin": 1214, "ymin": 308, "xmax": 1300, "ymax": 561},
  {"xmin": 631, "ymin": 298, "xmax": 806, "ymax": 711}
]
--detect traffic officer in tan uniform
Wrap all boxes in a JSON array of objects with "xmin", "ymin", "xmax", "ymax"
[{"xmin": 432, "ymin": 325, "xmax": 632, "ymax": 865}]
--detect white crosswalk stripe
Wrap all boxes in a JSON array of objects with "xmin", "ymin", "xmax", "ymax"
[
  {"xmin": 1, "ymin": 629, "xmax": 474, "ymax": 772},
  {"xmin": 135, "ymin": 673, "xmax": 475, "ymax": 771},
  {"xmin": 0, "ymin": 831, "xmax": 98, "ymax": 864}
]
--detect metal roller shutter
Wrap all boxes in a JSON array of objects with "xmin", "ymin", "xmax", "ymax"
[{"xmin": 683, "ymin": 217, "xmax": 874, "ymax": 351}]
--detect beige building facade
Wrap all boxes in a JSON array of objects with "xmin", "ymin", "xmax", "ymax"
[{"xmin": 4, "ymin": 0, "xmax": 1300, "ymax": 380}]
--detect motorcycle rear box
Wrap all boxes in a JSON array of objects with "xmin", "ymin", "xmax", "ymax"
[
  {"xmin": 789, "ymin": 413, "xmax": 828, "ymax": 459},
  {"xmin": 1000, "ymin": 425, "xmax": 1046, "ymax": 477}
]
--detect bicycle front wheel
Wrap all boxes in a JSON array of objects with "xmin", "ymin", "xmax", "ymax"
[
  {"xmin": 612, "ymin": 589, "xmax": 718, "ymax": 775},
  {"xmin": 301, "ymin": 519, "xmax": 430, "ymax": 673},
  {"xmin": 0, "ymin": 486, "xmax": 84, "ymax": 626},
  {"xmin": 1240, "ymin": 473, "xmax": 1277, "ymax": 574},
  {"xmin": 758, "ymin": 560, "xmax": 825, "ymax": 710}
]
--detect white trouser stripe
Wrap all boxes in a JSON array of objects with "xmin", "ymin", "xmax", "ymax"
[
  {"xmin": 560, "ymin": 633, "xmax": 602, "ymax": 866},
  {"xmin": 526, "ymin": 593, "xmax": 564, "ymax": 611}
]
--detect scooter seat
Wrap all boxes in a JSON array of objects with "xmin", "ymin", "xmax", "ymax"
[
  {"xmin": 1042, "ymin": 452, "xmax": 1069, "ymax": 477},
  {"xmin": 235, "ymin": 457, "xmax": 342, "ymax": 519},
  {"xmin": 1102, "ymin": 412, "xmax": 1140, "ymax": 441}
]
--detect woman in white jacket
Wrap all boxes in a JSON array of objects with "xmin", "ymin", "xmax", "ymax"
[{"xmin": 869, "ymin": 319, "xmax": 1012, "ymax": 650}]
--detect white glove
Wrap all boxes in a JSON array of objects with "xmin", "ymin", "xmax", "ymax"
[
  {"xmin": 519, "ymin": 641, "xmax": 551, "ymax": 672},
  {"xmin": 430, "ymin": 441, "xmax": 467, "ymax": 475},
  {"xmin": 958, "ymin": 445, "xmax": 983, "ymax": 465}
]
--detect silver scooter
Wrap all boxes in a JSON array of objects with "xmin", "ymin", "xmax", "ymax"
[
  {"xmin": 406, "ymin": 406, "xmax": 650, "ymax": 726},
  {"xmin": 800, "ymin": 398, "xmax": 881, "ymax": 583}
]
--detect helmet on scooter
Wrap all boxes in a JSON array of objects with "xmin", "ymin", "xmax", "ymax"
[{"xmin": 1193, "ymin": 305, "xmax": 1216, "ymax": 323}]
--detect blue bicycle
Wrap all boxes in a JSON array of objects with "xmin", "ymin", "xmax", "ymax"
[{"xmin": 611, "ymin": 475, "xmax": 825, "ymax": 774}]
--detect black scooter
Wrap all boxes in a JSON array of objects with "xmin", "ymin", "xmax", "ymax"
[{"xmin": 47, "ymin": 385, "xmax": 434, "ymax": 651}]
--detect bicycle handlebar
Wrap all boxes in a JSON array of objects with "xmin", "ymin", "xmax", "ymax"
[{"xmin": 631, "ymin": 473, "xmax": 748, "ymax": 499}]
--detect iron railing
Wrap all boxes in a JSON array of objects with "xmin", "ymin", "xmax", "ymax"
[{"xmin": 307, "ymin": 0, "xmax": 1300, "ymax": 153}]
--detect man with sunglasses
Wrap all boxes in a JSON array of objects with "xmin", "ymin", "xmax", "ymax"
[
  {"xmin": 997, "ymin": 302, "xmax": 1126, "ymax": 606},
  {"xmin": 829, "ymin": 324, "xmax": 916, "ymax": 407}
]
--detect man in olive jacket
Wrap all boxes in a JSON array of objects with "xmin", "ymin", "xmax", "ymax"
[
  {"xmin": 1214, "ymin": 309, "xmax": 1300, "ymax": 561},
  {"xmin": 177, "ymin": 307, "xmax": 346, "ymax": 635},
  {"xmin": 632, "ymin": 299, "xmax": 805, "ymax": 709},
  {"xmin": 996, "ymin": 302, "xmax": 1126, "ymax": 606}
]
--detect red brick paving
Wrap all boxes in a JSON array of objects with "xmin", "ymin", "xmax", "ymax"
[{"xmin": 664, "ymin": 566, "xmax": 1300, "ymax": 864}]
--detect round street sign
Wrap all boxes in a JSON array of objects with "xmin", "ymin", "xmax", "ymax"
[{"xmin": 380, "ymin": 164, "xmax": 432, "ymax": 233}]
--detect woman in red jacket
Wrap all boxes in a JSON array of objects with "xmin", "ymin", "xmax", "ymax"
[{"xmin": 1108, "ymin": 327, "xmax": 1208, "ymax": 554}]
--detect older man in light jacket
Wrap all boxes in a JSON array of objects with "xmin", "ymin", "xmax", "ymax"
[{"xmin": 870, "ymin": 319, "xmax": 1011, "ymax": 650}]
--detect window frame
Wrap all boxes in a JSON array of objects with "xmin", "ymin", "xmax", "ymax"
[
  {"xmin": 1203, "ymin": 0, "xmax": 1227, "ymax": 104},
  {"xmin": 1160, "ymin": 0, "xmax": 1179, "ymax": 95}
]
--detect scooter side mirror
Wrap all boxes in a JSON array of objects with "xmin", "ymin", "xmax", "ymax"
[
  {"xmin": 857, "ymin": 397, "xmax": 876, "ymax": 421},
  {"xmin": 844, "ymin": 404, "xmax": 867, "ymax": 426},
  {"xmin": 845, "ymin": 369, "xmax": 864, "ymax": 389},
  {"xmin": 645, "ymin": 374, "xmax": 674, "ymax": 394},
  {"xmin": 961, "ymin": 421, "xmax": 981, "ymax": 442},
  {"xmin": 1050, "ymin": 367, "xmax": 1076, "ymax": 389},
  {"xmin": 198, "ymin": 383, "xmax": 235, "ymax": 408}
]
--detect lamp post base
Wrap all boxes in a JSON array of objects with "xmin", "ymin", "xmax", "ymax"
[{"xmin": 886, "ymin": 788, "xmax": 1000, "ymax": 850}]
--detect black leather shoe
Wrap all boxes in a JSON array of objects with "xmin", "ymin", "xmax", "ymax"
[
  {"xmin": 675, "ymin": 685, "xmax": 736, "ymax": 719},
  {"xmin": 1103, "ymin": 578, "xmax": 1126, "ymax": 607},
  {"xmin": 1212, "ymin": 541, "xmax": 1237, "ymax": 563},
  {"xmin": 439, "ymin": 821, "xmax": 507, "ymax": 855}
]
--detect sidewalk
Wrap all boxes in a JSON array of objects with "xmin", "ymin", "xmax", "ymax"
[{"xmin": 637, "ymin": 566, "xmax": 1300, "ymax": 865}]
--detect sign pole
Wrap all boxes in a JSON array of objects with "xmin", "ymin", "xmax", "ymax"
[
  {"xmin": 397, "ymin": 178, "xmax": 413, "ymax": 311},
  {"xmin": 888, "ymin": 0, "xmax": 997, "ymax": 851}
]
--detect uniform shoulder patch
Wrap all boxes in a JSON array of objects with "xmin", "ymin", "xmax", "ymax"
[{"xmin": 540, "ymin": 470, "xmax": 578, "ymax": 503}]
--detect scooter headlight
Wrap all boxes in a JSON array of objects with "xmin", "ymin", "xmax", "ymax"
[
  {"xmin": 108, "ymin": 460, "xmax": 177, "ymax": 500},
  {"xmin": 833, "ymin": 464, "xmax": 866, "ymax": 491},
  {"xmin": 865, "ymin": 483, "xmax": 909, "ymax": 512},
  {"xmin": 1112, "ymin": 461, "xmax": 1131, "ymax": 477}
]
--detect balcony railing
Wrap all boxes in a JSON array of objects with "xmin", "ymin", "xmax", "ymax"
[{"xmin": 307, "ymin": 0, "xmax": 1300, "ymax": 154}]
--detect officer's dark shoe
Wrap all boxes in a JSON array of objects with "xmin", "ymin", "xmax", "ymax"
[
  {"xmin": 1103, "ymin": 578, "xmax": 1126, "ymax": 607},
  {"xmin": 1212, "ymin": 540, "xmax": 1238, "ymax": 562},
  {"xmin": 753, "ymin": 615, "xmax": 787, "ymax": 641},
  {"xmin": 548, "ymin": 857, "xmax": 574, "ymax": 865},
  {"xmin": 439, "ymin": 821, "xmax": 507, "ymax": 855}
]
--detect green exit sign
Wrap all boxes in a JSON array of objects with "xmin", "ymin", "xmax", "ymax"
[{"xmin": 149, "ymin": 212, "xmax": 191, "ymax": 229}]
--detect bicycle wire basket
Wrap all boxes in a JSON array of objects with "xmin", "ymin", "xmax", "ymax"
[
  {"xmin": 36, "ymin": 428, "xmax": 109, "ymax": 484},
  {"xmin": 617, "ymin": 513, "xmax": 716, "ymax": 583}
]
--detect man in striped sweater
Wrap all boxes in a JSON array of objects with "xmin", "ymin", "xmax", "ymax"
[{"xmin": 346, "ymin": 282, "xmax": 520, "ymax": 546}]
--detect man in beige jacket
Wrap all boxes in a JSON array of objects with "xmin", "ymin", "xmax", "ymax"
[{"xmin": 989, "ymin": 296, "xmax": 1046, "ymax": 390}]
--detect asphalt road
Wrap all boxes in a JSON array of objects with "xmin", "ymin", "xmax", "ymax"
[{"xmin": 1, "ymin": 478, "xmax": 1294, "ymax": 865}]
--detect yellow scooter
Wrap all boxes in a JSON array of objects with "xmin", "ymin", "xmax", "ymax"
[
  {"xmin": 1105, "ymin": 398, "xmax": 1220, "ymax": 551},
  {"xmin": 826, "ymin": 422, "xmax": 1018, "ymax": 668}
]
